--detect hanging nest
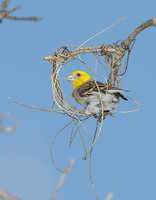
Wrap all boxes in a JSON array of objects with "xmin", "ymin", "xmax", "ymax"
[
  {"xmin": 43, "ymin": 43, "xmax": 128, "ymax": 123},
  {"xmin": 42, "ymin": 42, "xmax": 134, "ymax": 162},
  {"xmin": 43, "ymin": 17, "xmax": 156, "ymax": 123},
  {"xmin": 9, "ymin": 17, "xmax": 156, "ymax": 160},
  {"xmin": 42, "ymin": 19, "xmax": 156, "ymax": 199},
  {"xmin": 42, "ymin": 18, "xmax": 156, "ymax": 160},
  {"xmin": 9, "ymin": 18, "xmax": 156, "ymax": 160}
]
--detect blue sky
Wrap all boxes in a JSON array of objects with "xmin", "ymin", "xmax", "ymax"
[{"xmin": 0, "ymin": 0, "xmax": 156, "ymax": 200}]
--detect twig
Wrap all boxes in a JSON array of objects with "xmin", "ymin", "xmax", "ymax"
[
  {"xmin": 77, "ymin": 18, "xmax": 125, "ymax": 50},
  {"xmin": 51, "ymin": 159, "xmax": 74, "ymax": 200},
  {"xmin": 1, "ymin": 0, "xmax": 10, "ymax": 11},
  {"xmin": 0, "ymin": 189, "xmax": 20, "ymax": 200},
  {"xmin": 0, "ymin": 113, "xmax": 18, "ymax": 133},
  {"xmin": 89, "ymin": 120, "xmax": 99, "ymax": 200},
  {"xmin": 0, "ymin": 1, "xmax": 42, "ymax": 23},
  {"xmin": 105, "ymin": 192, "xmax": 114, "ymax": 200},
  {"xmin": 6, "ymin": 5, "xmax": 21, "ymax": 14},
  {"xmin": 50, "ymin": 120, "xmax": 74, "ymax": 173},
  {"xmin": 5, "ymin": 16, "xmax": 42, "ymax": 22}
]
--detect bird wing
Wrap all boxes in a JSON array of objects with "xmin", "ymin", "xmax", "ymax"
[
  {"xmin": 76, "ymin": 79, "xmax": 127, "ymax": 96},
  {"xmin": 76, "ymin": 79, "xmax": 129, "ymax": 100}
]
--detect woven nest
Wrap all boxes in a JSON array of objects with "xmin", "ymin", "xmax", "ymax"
[
  {"xmin": 42, "ymin": 41, "xmax": 137, "ymax": 161},
  {"xmin": 9, "ymin": 40, "xmax": 137, "ymax": 160},
  {"xmin": 43, "ymin": 43, "xmax": 130, "ymax": 123}
]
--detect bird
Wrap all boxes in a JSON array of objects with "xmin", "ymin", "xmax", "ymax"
[{"xmin": 66, "ymin": 71, "xmax": 128, "ymax": 121}]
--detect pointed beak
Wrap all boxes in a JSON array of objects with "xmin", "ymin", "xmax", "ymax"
[{"xmin": 65, "ymin": 75, "xmax": 75, "ymax": 82}]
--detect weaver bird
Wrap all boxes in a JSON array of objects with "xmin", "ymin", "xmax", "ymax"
[{"xmin": 66, "ymin": 71, "xmax": 128, "ymax": 120}]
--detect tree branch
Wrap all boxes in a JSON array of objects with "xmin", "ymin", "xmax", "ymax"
[
  {"xmin": 0, "ymin": 190, "xmax": 20, "ymax": 200},
  {"xmin": 5, "ymin": 16, "xmax": 42, "ymax": 22},
  {"xmin": 121, "ymin": 17, "xmax": 156, "ymax": 50},
  {"xmin": 5, "ymin": 6, "xmax": 21, "ymax": 15},
  {"xmin": 1, "ymin": 0, "xmax": 10, "ymax": 11},
  {"xmin": 51, "ymin": 159, "xmax": 74, "ymax": 200},
  {"xmin": 0, "ymin": 1, "xmax": 42, "ymax": 23}
]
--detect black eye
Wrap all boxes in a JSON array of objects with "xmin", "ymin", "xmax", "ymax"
[{"xmin": 77, "ymin": 73, "xmax": 81, "ymax": 77}]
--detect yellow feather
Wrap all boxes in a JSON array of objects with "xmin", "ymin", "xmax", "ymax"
[{"xmin": 71, "ymin": 71, "xmax": 92, "ymax": 90}]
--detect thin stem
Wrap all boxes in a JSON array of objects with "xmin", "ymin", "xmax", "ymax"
[
  {"xmin": 6, "ymin": 5, "xmax": 21, "ymax": 14},
  {"xmin": 89, "ymin": 121, "xmax": 99, "ymax": 200}
]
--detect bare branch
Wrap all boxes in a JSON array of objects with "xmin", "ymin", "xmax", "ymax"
[
  {"xmin": 6, "ymin": 16, "xmax": 42, "ymax": 22},
  {"xmin": 0, "ymin": 113, "xmax": 18, "ymax": 133},
  {"xmin": 1, "ymin": 0, "xmax": 10, "ymax": 10},
  {"xmin": 6, "ymin": 6, "xmax": 21, "ymax": 15},
  {"xmin": 0, "ymin": 189, "xmax": 20, "ymax": 200},
  {"xmin": 0, "ymin": 1, "xmax": 42, "ymax": 23},
  {"xmin": 122, "ymin": 17, "xmax": 156, "ymax": 50},
  {"xmin": 0, "ymin": 160, "xmax": 74, "ymax": 200},
  {"xmin": 51, "ymin": 159, "xmax": 74, "ymax": 200}
]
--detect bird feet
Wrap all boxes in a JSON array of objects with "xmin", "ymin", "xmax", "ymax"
[{"xmin": 93, "ymin": 111, "xmax": 116, "ymax": 122}]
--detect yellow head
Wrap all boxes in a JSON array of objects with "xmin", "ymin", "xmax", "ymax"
[{"xmin": 66, "ymin": 71, "xmax": 92, "ymax": 89}]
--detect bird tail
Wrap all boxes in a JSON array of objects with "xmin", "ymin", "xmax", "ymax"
[{"xmin": 118, "ymin": 93, "xmax": 128, "ymax": 100}]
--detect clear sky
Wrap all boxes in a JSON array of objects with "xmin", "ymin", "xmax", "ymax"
[{"xmin": 0, "ymin": 0, "xmax": 156, "ymax": 200}]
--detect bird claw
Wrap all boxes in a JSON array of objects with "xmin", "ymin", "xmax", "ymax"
[
  {"xmin": 106, "ymin": 111, "xmax": 116, "ymax": 117},
  {"xmin": 93, "ymin": 111, "xmax": 116, "ymax": 122}
]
